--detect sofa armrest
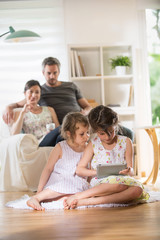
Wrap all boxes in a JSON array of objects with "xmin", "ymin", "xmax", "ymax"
[{"xmin": 0, "ymin": 116, "xmax": 10, "ymax": 142}]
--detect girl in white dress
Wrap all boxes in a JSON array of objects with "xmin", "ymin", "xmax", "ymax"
[
  {"xmin": 64, "ymin": 105, "xmax": 149, "ymax": 209},
  {"xmin": 27, "ymin": 112, "xmax": 90, "ymax": 210}
]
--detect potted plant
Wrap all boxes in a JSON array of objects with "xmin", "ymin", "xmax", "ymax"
[{"xmin": 110, "ymin": 55, "xmax": 132, "ymax": 75}]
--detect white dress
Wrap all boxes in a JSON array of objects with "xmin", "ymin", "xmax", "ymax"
[{"xmin": 45, "ymin": 141, "xmax": 89, "ymax": 194}]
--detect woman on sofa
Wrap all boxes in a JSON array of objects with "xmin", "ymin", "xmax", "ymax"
[{"xmin": 9, "ymin": 80, "xmax": 60, "ymax": 144}]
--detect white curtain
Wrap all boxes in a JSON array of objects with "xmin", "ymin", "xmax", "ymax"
[{"xmin": 0, "ymin": 0, "xmax": 68, "ymax": 114}]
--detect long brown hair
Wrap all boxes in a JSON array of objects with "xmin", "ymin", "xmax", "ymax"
[{"xmin": 88, "ymin": 105, "xmax": 118, "ymax": 135}]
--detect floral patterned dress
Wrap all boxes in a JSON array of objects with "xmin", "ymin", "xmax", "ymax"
[{"xmin": 90, "ymin": 135, "xmax": 149, "ymax": 201}]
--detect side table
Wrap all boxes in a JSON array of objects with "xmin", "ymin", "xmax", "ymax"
[{"xmin": 138, "ymin": 125, "xmax": 160, "ymax": 184}]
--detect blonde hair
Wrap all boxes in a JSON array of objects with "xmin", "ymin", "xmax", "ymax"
[{"xmin": 61, "ymin": 112, "xmax": 89, "ymax": 141}]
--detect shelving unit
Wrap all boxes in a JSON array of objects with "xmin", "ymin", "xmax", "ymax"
[{"xmin": 68, "ymin": 44, "xmax": 136, "ymax": 133}]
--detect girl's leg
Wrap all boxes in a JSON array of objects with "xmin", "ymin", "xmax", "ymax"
[
  {"xmin": 27, "ymin": 189, "xmax": 66, "ymax": 210},
  {"xmin": 64, "ymin": 184, "xmax": 143, "ymax": 209},
  {"xmin": 64, "ymin": 183, "xmax": 128, "ymax": 209},
  {"xmin": 72, "ymin": 186, "xmax": 142, "ymax": 208}
]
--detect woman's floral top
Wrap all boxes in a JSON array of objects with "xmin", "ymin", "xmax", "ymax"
[{"xmin": 22, "ymin": 106, "xmax": 53, "ymax": 141}]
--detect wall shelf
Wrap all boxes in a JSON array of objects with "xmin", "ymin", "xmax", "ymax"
[{"xmin": 68, "ymin": 43, "xmax": 136, "ymax": 134}]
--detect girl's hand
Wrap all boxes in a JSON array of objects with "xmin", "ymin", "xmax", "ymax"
[
  {"xmin": 119, "ymin": 167, "xmax": 134, "ymax": 176},
  {"xmin": 93, "ymin": 169, "xmax": 97, "ymax": 177}
]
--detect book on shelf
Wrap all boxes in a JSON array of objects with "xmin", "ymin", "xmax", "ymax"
[
  {"xmin": 128, "ymin": 85, "xmax": 134, "ymax": 106},
  {"xmin": 70, "ymin": 50, "xmax": 75, "ymax": 77},
  {"xmin": 70, "ymin": 50, "xmax": 87, "ymax": 77},
  {"xmin": 74, "ymin": 50, "xmax": 81, "ymax": 77},
  {"xmin": 78, "ymin": 55, "xmax": 86, "ymax": 76}
]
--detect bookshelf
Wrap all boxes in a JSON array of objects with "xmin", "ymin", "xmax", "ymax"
[{"xmin": 68, "ymin": 44, "xmax": 136, "ymax": 134}]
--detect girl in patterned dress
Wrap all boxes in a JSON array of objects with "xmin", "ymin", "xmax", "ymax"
[
  {"xmin": 27, "ymin": 112, "xmax": 90, "ymax": 210},
  {"xmin": 64, "ymin": 105, "xmax": 149, "ymax": 209}
]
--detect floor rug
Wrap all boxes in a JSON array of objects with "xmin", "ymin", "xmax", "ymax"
[{"xmin": 5, "ymin": 190, "xmax": 160, "ymax": 210}]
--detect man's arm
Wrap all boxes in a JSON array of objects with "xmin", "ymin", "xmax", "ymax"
[
  {"xmin": 2, "ymin": 99, "xmax": 26, "ymax": 124},
  {"xmin": 77, "ymin": 98, "xmax": 92, "ymax": 116}
]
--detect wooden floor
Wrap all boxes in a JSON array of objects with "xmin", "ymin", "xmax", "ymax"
[{"xmin": 0, "ymin": 191, "xmax": 160, "ymax": 240}]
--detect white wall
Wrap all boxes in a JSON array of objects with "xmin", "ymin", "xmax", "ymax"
[{"xmin": 64, "ymin": 0, "xmax": 139, "ymax": 45}]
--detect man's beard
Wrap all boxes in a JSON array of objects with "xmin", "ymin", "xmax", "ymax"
[{"xmin": 48, "ymin": 79, "xmax": 57, "ymax": 86}]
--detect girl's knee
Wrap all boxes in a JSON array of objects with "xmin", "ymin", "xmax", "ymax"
[
  {"xmin": 114, "ymin": 184, "xmax": 128, "ymax": 192},
  {"xmin": 131, "ymin": 186, "xmax": 143, "ymax": 199}
]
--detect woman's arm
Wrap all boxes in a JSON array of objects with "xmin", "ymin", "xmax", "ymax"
[
  {"xmin": 37, "ymin": 143, "xmax": 62, "ymax": 193},
  {"xmin": 48, "ymin": 106, "xmax": 60, "ymax": 128},
  {"xmin": 76, "ymin": 141, "xmax": 96, "ymax": 177},
  {"xmin": 2, "ymin": 99, "xmax": 26, "ymax": 124},
  {"xmin": 9, "ymin": 109, "xmax": 25, "ymax": 135},
  {"xmin": 119, "ymin": 137, "xmax": 134, "ymax": 176},
  {"xmin": 9, "ymin": 104, "xmax": 30, "ymax": 135}
]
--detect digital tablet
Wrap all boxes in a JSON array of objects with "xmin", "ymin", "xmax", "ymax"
[{"xmin": 96, "ymin": 163, "xmax": 127, "ymax": 179}]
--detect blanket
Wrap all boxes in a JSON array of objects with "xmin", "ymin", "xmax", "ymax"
[{"xmin": 0, "ymin": 134, "xmax": 52, "ymax": 191}]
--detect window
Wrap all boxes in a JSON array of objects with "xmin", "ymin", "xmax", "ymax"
[
  {"xmin": 0, "ymin": 0, "xmax": 67, "ymax": 114},
  {"xmin": 146, "ymin": 9, "xmax": 160, "ymax": 125}
]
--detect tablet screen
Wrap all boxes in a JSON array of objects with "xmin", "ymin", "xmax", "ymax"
[{"xmin": 97, "ymin": 163, "xmax": 127, "ymax": 179}]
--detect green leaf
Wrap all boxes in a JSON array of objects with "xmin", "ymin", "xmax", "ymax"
[{"xmin": 109, "ymin": 56, "xmax": 132, "ymax": 69}]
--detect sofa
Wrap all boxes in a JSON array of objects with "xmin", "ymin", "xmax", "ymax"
[{"xmin": 0, "ymin": 117, "xmax": 52, "ymax": 191}]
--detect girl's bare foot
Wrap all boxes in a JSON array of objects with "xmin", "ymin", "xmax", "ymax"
[
  {"xmin": 66, "ymin": 195, "xmax": 76, "ymax": 208},
  {"xmin": 70, "ymin": 199, "xmax": 78, "ymax": 209},
  {"xmin": 63, "ymin": 195, "xmax": 79, "ymax": 209},
  {"xmin": 27, "ymin": 197, "xmax": 45, "ymax": 211},
  {"xmin": 63, "ymin": 198, "xmax": 78, "ymax": 209},
  {"xmin": 63, "ymin": 198, "xmax": 70, "ymax": 210}
]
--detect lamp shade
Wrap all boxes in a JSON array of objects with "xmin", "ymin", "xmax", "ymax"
[{"xmin": 4, "ymin": 26, "xmax": 40, "ymax": 43}]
